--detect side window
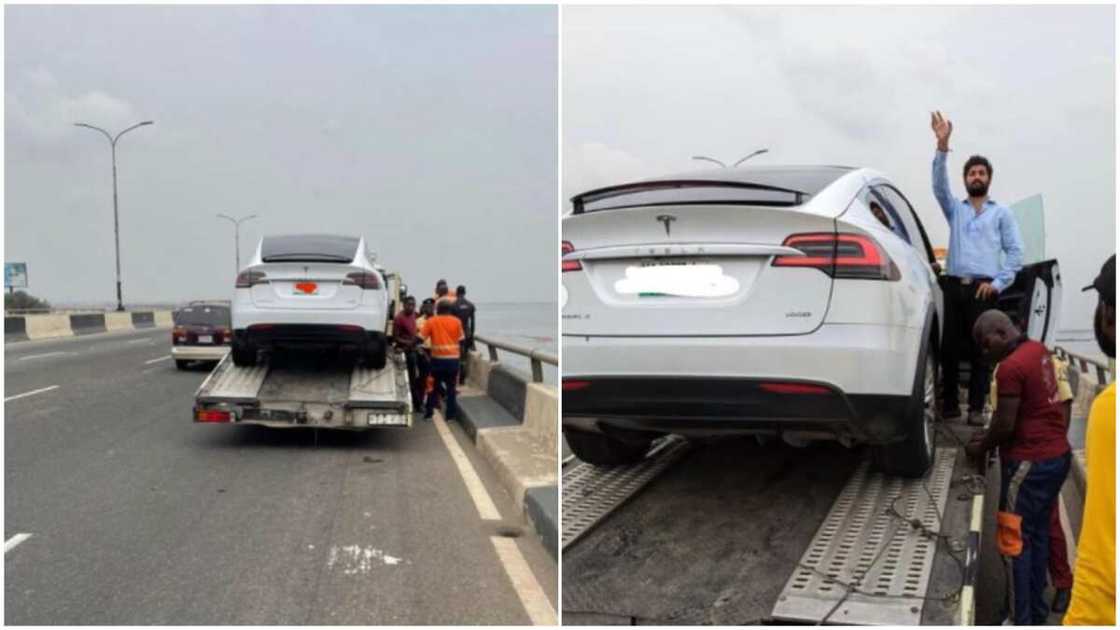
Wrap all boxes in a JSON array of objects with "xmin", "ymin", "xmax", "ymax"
[
  {"xmin": 876, "ymin": 184, "xmax": 937, "ymax": 264},
  {"xmin": 866, "ymin": 187, "xmax": 911, "ymax": 244}
]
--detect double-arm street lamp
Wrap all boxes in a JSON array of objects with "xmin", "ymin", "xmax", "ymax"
[
  {"xmin": 216, "ymin": 214, "xmax": 259, "ymax": 275},
  {"xmin": 74, "ymin": 120, "xmax": 154, "ymax": 312},
  {"xmin": 691, "ymin": 148, "xmax": 770, "ymax": 168}
]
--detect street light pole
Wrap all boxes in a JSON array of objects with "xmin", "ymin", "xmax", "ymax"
[
  {"xmin": 75, "ymin": 120, "xmax": 154, "ymax": 312},
  {"xmin": 691, "ymin": 149, "xmax": 770, "ymax": 169},
  {"xmin": 216, "ymin": 214, "xmax": 259, "ymax": 276}
]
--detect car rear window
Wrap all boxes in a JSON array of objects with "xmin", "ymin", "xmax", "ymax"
[
  {"xmin": 174, "ymin": 306, "xmax": 230, "ymax": 326},
  {"xmin": 261, "ymin": 234, "xmax": 359, "ymax": 263}
]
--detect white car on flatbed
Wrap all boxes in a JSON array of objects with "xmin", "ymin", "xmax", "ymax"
[{"xmin": 232, "ymin": 234, "xmax": 390, "ymax": 368}]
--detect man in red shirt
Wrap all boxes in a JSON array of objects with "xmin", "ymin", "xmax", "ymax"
[
  {"xmin": 967, "ymin": 309, "xmax": 1072, "ymax": 625},
  {"xmin": 392, "ymin": 296, "xmax": 422, "ymax": 411}
]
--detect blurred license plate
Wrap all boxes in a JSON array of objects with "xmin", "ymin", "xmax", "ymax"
[
  {"xmin": 197, "ymin": 335, "xmax": 213, "ymax": 344},
  {"xmin": 368, "ymin": 413, "xmax": 408, "ymax": 426},
  {"xmin": 295, "ymin": 282, "xmax": 318, "ymax": 295}
]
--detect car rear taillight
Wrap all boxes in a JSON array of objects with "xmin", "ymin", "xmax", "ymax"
[
  {"xmin": 561, "ymin": 241, "xmax": 581, "ymax": 272},
  {"xmin": 196, "ymin": 409, "xmax": 231, "ymax": 423},
  {"xmin": 343, "ymin": 272, "xmax": 382, "ymax": 290},
  {"xmin": 236, "ymin": 270, "xmax": 267, "ymax": 288},
  {"xmin": 172, "ymin": 326, "xmax": 186, "ymax": 345},
  {"xmin": 759, "ymin": 382, "xmax": 832, "ymax": 395},
  {"xmin": 562, "ymin": 379, "xmax": 591, "ymax": 391},
  {"xmin": 336, "ymin": 324, "xmax": 364, "ymax": 333},
  {"xmin": 772, "ymin": 233, "xmax": 899, "ymax": 280}
]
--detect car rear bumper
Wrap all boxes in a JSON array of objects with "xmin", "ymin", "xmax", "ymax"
[
  {"xmin": 236, "ymin": 323, "xmax": 384, "ymax": 348},
  {"xmin": 561, "ymin": 323, "xmax": 923, "ymax": 443},
  {"xmin": 562, "ymin": 377, "xmax": 912, "ymax": 444},
  {"xmin": 172, "ymin": 345, "xmax": 230, "ymax": 361}
]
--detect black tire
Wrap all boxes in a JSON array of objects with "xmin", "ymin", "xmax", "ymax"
[
  {"xmin": 365, "ymin": 336, "xmax": 387, "ymax": 370},
  {"xmin": 874, "ymin": 351, "xmax": 937, "ymax": 478},
  {"xmin": 564, "ymin": 427, "xmax": 652, "ymax": 465},
  {"xmin": 175, "ymin": 360, "xmax": 189, "ymax": 370},
  {"xmin": 231, "ymin": 335, "xmax": 257, "ymax": 367}
]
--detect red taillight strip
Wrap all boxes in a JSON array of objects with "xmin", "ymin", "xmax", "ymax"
[
  {"xmin": 235, "ymin": 270, "xmax": 267, "ymax": 288},
  {"xmin": 759, "ymin": 382, "xmax": 832, "ymax": 395},
  {"xmin": 773, "ymin": 232, "xmax": 895, "ymax": 280},
  {"xmin": 562, "ymin": 379, "xmax": 591, "ymax": 391},
  {"xmin": 196, "ymin": 409, "xmax": 232, "ymax": 423},
  {"xmin": 561, "ymin": 241, "xmax": 582, "ymax": 272}
]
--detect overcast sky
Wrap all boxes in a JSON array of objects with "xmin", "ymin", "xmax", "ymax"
[
  {"xmin": 563, "ymin": 5, "xmax": 1114, "ymax": 331},
  {"xmin": 5, "ymin": 5, "xmax": 557, "ymax": 306}
]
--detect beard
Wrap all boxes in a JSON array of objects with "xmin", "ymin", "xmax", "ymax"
[
  {"xmin": 966, "ymin": 179, "xmax": 990, "ymax": 197},
  {"xmin": 1094, "ymin": 306, "xmax": 1115, "ymax": 358}
]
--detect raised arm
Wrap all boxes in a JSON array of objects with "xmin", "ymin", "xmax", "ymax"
[{"xmin": 931, "ymin": 111, "xmax": 956, "ymax": 219}]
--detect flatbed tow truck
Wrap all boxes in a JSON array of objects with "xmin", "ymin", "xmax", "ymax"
[{"xmin": 192, "ymin": 272, "xmax": 413, "ymax": 430}]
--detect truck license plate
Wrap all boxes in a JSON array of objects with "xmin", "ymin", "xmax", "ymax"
[{"xmin": 368, "ymin": 413, "xmax": 407, "ymax": 426}]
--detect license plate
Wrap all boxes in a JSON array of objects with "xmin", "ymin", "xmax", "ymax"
[
  {"xmin": 197, "ymin": 335, "xmax": 213, "ymax": 344},
  {"xmin": 295, "ymin": 282, "xmax": 318, "ymax": 295},
  {"xmin": 368, "ymin": 413, "xmax": 408, "ymax": 426}
]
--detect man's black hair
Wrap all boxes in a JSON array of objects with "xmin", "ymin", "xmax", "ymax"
[
  {"xmin": 963, "ymin": 155, "xmax": 993, "ymax": 178},
  {"xmin": 456, "ymin": 285, "xmax": 466, "ymax": 296},
  {"xmin": 436, "ymin": 300, "xmax": 453, "ymax": 315}
]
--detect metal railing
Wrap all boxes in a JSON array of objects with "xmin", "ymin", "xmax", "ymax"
[
  {"xmin": 474, "ymin": 333, "xmax": 557, "ymax": 384},
  {"xmin": 1054, "ymin": 345, "xmax": 1113, "ymax": 386}
]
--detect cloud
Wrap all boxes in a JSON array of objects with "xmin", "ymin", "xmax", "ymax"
[{"xmin": 6, "ymin": 67, "xmax": 140, "ymax": 147}]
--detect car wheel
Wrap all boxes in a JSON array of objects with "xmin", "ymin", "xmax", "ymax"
[
  {"xmin": 564, "ymin": 427, "xmax": 651, "ymax": 465},
  {"xmin": 365, "ymin": 337, "xmax": 387, "ymax": 370},
  {"xmin": 231, "ymin": 335, "xmax": 257, "ymax": 367},
  {"xmin": 175, "ymin": 360, "xmax": 190, "ymax": 370},
  {"xmin": 874, "ymin": 351, "xmax": 936, "ymax": 478}
]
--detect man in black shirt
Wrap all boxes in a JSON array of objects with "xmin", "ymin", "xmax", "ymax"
[{"xmin": 454, "ymin": 285, "xmax": 476, "ymax": 384}]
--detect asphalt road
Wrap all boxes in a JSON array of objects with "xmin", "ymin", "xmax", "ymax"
[{"xmin": 5, "ymin": 329, "xmax": 557, "ymax": 624}]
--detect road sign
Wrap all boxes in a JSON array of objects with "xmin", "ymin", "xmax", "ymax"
[{"xmin": 5, "ymin": 263, "xmax": 28, "ymax": 289}]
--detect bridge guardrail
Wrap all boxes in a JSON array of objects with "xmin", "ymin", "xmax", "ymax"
[{"xmin": 473, "ymin": 333, "xmax": 557, "ymax": 384}]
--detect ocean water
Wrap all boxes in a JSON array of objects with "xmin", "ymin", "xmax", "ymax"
[{"xmin": 473, "ymin": 302, "xmax": 557, "ymax": 385}]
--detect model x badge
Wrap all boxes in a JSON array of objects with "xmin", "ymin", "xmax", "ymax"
[{"xmin": 656, "ymin": 214, "xmax": 677, "ymax": 237}]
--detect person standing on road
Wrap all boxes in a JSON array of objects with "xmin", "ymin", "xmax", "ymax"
[
  {"xmin": 434, "ymin": 279, "xmax": 456, "ymax": 307},
  {"xmin": 416, "ymin": 298, "xmax": 437, "ymax": 410},
  {"xmin": 966, "ymin": 309, "xmax": 1071, "ymax": 625},
  {"xmin": 989, "ymin": 347, "xmax": 1076, "ymax": 612},
  {"xmin": 420, "ymin": 300, "xmax": 465, "ymax": 421},
  {"xmin": 392, "ymin": 296, "xmax": 423, "ymax": 411},
  {"xmin": 454, "ymin": 285, "xmax": 476, "ymax": 385},
  {"xmin": 931, "ymin": 111, "xmax": 1025, "ymax": 426},
  {"xmin": 1064, "ymin": 254, "xmax": 1115, "ymax": 626}
]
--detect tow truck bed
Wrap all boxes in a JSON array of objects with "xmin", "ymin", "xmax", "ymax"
[{"xmin": 193, "ymin": 350, "xmax": 412, "ymax": 429}]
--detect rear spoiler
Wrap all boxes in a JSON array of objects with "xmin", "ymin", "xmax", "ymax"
[{"xmin": 572, "ymin": 179, "xmax": 810, "ymax": 214}]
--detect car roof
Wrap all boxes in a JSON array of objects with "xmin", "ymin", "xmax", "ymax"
[{"xmin": 572, "ymin": 165, "xmax": 857, "ymax": 213}]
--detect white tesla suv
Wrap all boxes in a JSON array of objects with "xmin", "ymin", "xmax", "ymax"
[
  {"xmin": 561, "ymin": 166, "xmax": 946, "ymax": 477},
  {"xmin": 231, "ymin": 234, "xmax": 390, "ymax": 368}
]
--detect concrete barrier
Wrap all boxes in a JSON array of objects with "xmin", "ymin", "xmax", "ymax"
[
  {"xmin": 5, "ymin": 317, "xmax": 29, "ymax": 343},
  {"xmin": 154, "ymin": 310, "xmax": 174, "ymax": 328},
  {"xmin": 105, "ymin": 312, "xmax": 132, "ymax": 331},
  {"xmin": 25, "ymin": 314, "xmax": 74, "ymax": 340},
  {"xmin": 457, "ymin": 351, "xmax": 557, "ymax": 560},
  {"xmin": 69, "ymin": 313, "xmax": 107, "ymax": 336},
  {"xmin": 132, "ymin": 311, "xmax": 156, "ymax": 328}
]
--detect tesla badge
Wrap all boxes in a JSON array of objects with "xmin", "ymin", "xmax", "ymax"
[{"xmin": 656, "ymin": 214, "xmax": 676, "ymax": 237}]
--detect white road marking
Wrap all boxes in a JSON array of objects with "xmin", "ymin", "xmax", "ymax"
[
  {"xmin": 17, "ymin": 351, "xmax": 70, "ymax": 361},
  {"xmin": 491, "ymin": 536, "xmax": 557, "ymax": 625},
  {"xmin": 5, "ymin": 533, "xmax": 32, "ymax": 554},
  {"xmin": 5, "ymin": 385, "xmax": 60, "ymax": 403},
  {"xmin": 432, "ymin": 413, "xmax": 501, "ymax": 520},
  {"xmin": 143, "ymin": 355, "xmax": 171, "ymax": 365},
  {"xmin": 326, "ymin": 545, "xmax": 404, "ymax": 574},
  {"xmin": 126, "ymin": 338, "xmax": 153, "ymax": 344}
]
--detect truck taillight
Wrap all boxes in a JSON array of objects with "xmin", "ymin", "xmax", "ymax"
[
  {"xmin": 343, "ymin": 272, "xmax": 382, "ymax": 290},
  {"xmin": 562, "ymin": 241, "xmax": 581, "ymax": 272},
  {"xmin": 236, "ymin": 270, "xmax": 267, "ymax": 288},
  {"xmin": 196, "ymin": 409, "xmax": 231, "ymax": 423},
  {"xmin": 773, "ymin": 233, "xmax": 899, "ymax": 281}
]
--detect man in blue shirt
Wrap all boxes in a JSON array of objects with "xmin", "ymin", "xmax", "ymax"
[{"xmin": 930, "ymin": 111, "xmax": 1024, "ymax": 425}]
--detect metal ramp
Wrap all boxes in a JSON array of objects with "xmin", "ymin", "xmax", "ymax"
[
  {"xmin": 770, "ymin": 448, "xmax": 956, "ymax": 625},
  {"xmin": 196, "ymin": 356, "xmax": 269, "ymax": 403},
  {"xmin": 562, "ymin": 436, "xmax": 690, "ymax": 550}
]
